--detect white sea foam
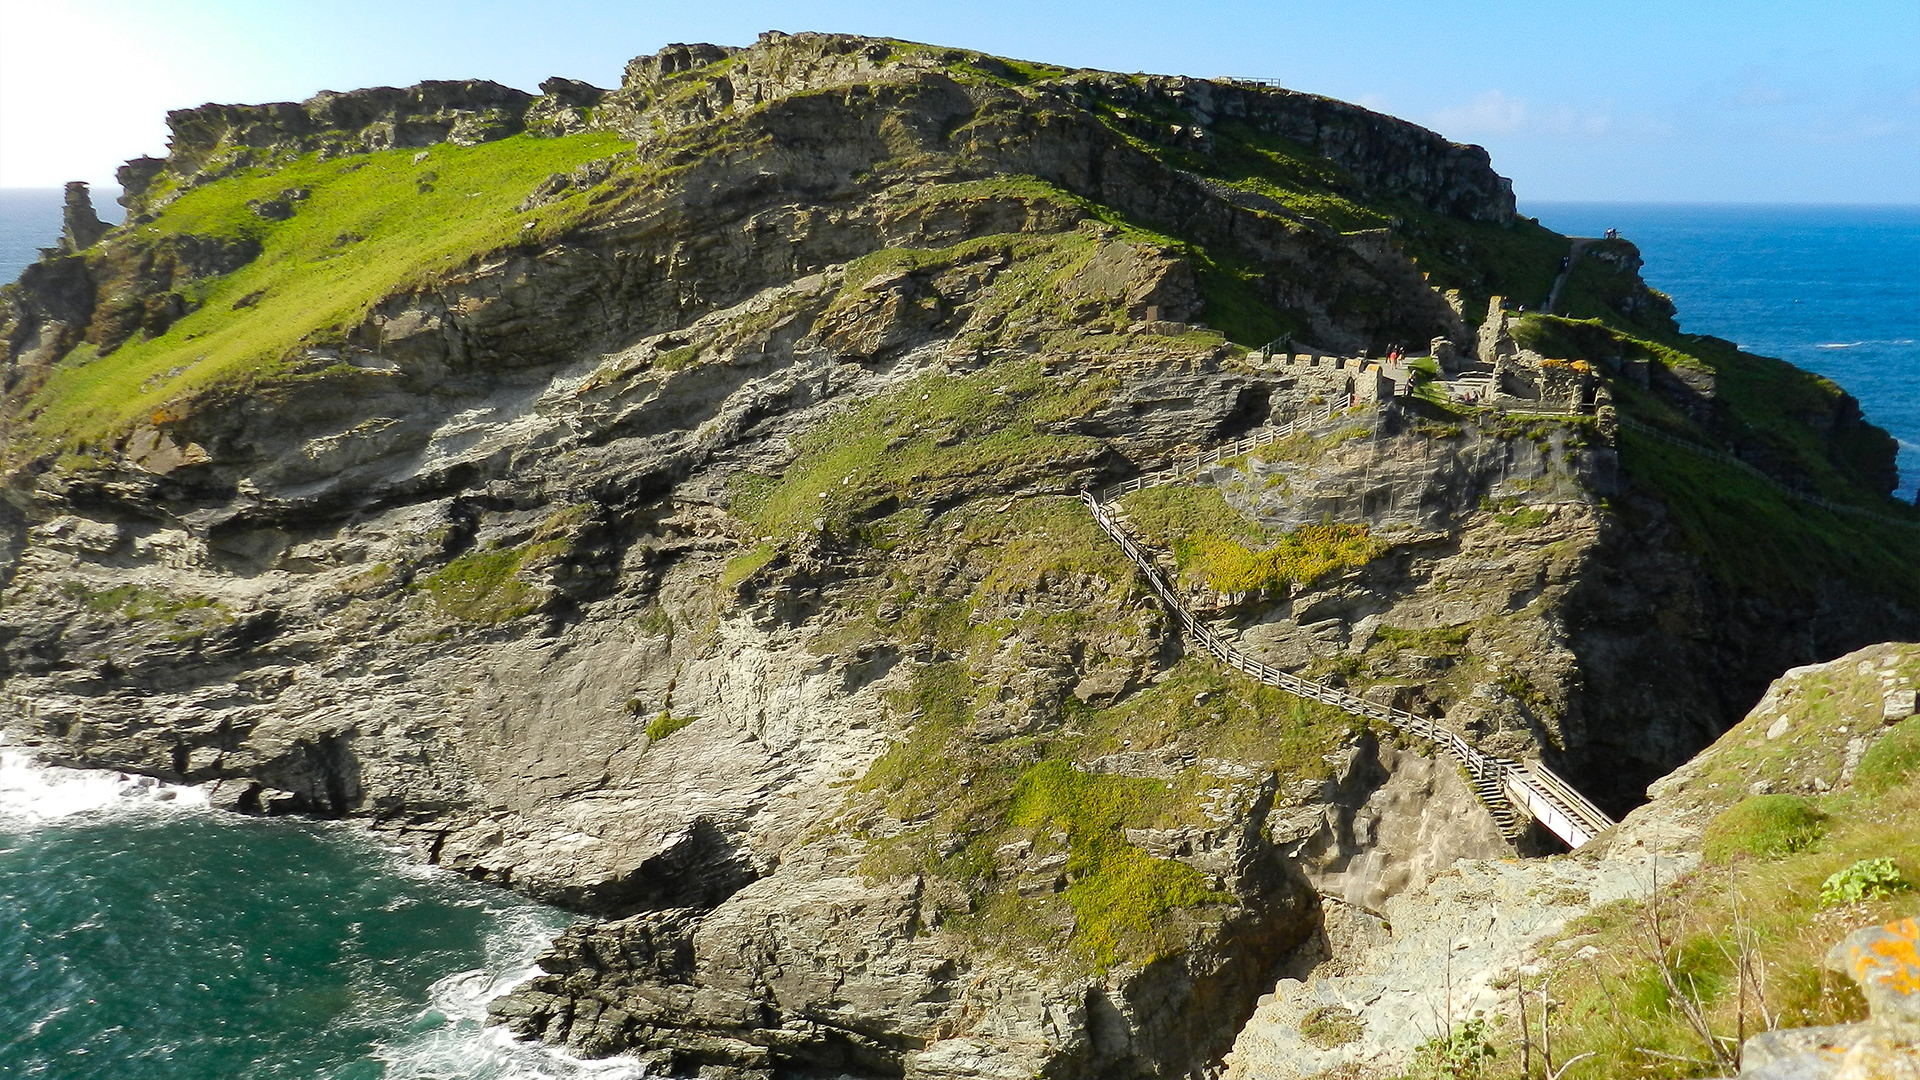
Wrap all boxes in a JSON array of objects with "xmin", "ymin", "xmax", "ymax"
[
  {"xmin": 367, "ymin": 898, "xmax": 649, "ymax": 1079},
  {"xmin": 1816, "ymin": 338, "xmax": 1917, "ymax": 349},
  {"xmin": 0, "ymin": 735, "xmax": 646, "ymax": 1076},
  {"xmin": 0, "ymin": 737, "xmax": 208, "ymax": 822}
]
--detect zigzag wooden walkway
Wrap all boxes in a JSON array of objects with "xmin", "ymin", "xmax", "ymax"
[{"xmin": 1080, "ymin": 418, "xmax": 1616, "ymax": 849}]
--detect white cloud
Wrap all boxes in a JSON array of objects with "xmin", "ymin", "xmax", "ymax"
[
  {"xmin": 1427, "ymin": 89, "xmax": 1662, "ymax": 144},
  {"xmin": 1431, "ymin": 89, "xmax": 1531, "ymax": 136}
]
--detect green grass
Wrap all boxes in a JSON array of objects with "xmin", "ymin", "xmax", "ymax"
[
  {"xmin": 1486, "ymin": 645, "xmax": 1920, "ymax": 1079},
  {"xmin": 1614, "ymin": 420, "xmax": 1920, "ymax": 603},
  {"xmin": 1117, "ymin": 485, "xmax": 1381, "ymax": 594},
  {"xmin": 1857, "ymin": 718, "xmax": 1920, "ymax": 794},
  {"xmin": 19, "ymin": 131, "xmax": 631, "ymax": 452},
  {"xmin": 1501, "ymin": 779, "xmax": 1919, "ymax": 1078},
  {"xmin": 413, "ymin": 538, "xmax": 566, "ymax": 623},
  {"xmin": 1700, "ymin": 794, "xmax": 1824, "ymax": 864}
]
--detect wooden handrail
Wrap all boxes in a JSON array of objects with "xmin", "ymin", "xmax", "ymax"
[{"xmin": 1079, "ymin": 484, "xmax": 1616, "ymax": 849}]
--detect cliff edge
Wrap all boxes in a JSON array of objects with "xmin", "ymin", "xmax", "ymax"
[{"xmin": 2, "ymin": 32, "xmax": 1916, "ymax": 1079}]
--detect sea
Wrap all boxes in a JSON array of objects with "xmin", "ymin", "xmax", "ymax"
[
  {"xmin": 1524, "ymin": 202, "xmax": 1920, "ymax": 503},
  {"xmin": 0, "ymin": 749, "xmax": 646, "ymax": 1079},
  {"xmin": 0, "ymin": 192, "xmax": 1915, "ymax": 1076}
]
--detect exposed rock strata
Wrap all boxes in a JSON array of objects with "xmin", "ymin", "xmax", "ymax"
[{"xmin": 1, "ymin": 31, "xmax": 1915, "ymax": 1079}]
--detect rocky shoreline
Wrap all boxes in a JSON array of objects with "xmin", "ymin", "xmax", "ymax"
[{"xmin": 5, "ymin": 31, "xmax": 1915, "ymax": 1078}]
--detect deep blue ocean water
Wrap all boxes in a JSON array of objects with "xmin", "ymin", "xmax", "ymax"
[
  {"xmin": 1525, "ymin": 202, "xmax": 1920, "ymax": 502},
  {"xmin": 0, "ymin": 192, "xmax": 1914, "ymax": 1076}
]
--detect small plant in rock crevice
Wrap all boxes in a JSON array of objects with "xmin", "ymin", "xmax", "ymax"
[
  {"xmin": 1404, "ymin": 1015, "xmax": 1497, "ymax": 1079},
  {"xmin": 645, "ymin": 713, "xmax": 697, "ymax": 742}
]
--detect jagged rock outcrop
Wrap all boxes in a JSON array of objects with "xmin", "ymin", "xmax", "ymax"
[
  {"xmin": 2, "ymin": 31, "xmax": 1915, "ymax": 1078},
  {"xmin": 59, "ymin": 183, "xmax": 110, "ymax": 253}
]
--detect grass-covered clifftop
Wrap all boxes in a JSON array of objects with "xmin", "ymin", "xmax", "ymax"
[
  {"xmin": 8, "ymin": 132, "xmax": 630, "ymax": 453},
  {"xmin": 1493, "ymin": 643, "xmax": 1919, "ymax": 1078},
  {"xmin": 3, "ymin": 31, "xmax": 1917, "ymax": 1076},
  {"xmin": 1505, "ymin": 239, "xmax": 1920, "ymax": 605},
  {"xmin": 4, "ymin": 32, "xmax": 1539, "ymax": 459}
]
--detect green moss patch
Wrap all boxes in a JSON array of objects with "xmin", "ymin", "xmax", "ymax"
[
  {"xmin": 645, "ymin": 713, "xmax": 697, "ymax": 742},
  {"xmin": 56, "ymin": 581, "xmax": 232, "ymax": 641},
  {"xmin": 729, "ymin": 362, "xmax": 1111, "ymax": 543},
  {"xmin": 1007, "ymin": 760, "xmax": 1225, "ymax": 965},
  {"xmin": 719, "ymin": 543, "xmax": 776, "ymax": 589},
  {"xmin": 1118, "ymin": 485, "xmax": 1381, "ymax": 594},
  {"xmin": 1300, "ymin": 1004, "xmax": 1365, "ymax": 1049},
  {"xmin": 854, "ymin": 649, "xmax": 1356, "ymax": 972},
  {"xmin": 414, "ymin": 538, "xmax": 565, "ymax": 623}
]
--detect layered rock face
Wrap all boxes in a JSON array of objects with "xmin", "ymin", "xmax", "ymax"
[{"xmin": 2, "ymin": 31, "xmax": 1915, "ymax": 1079}]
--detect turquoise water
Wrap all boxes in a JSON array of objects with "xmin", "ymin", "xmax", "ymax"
[
  {"xmin": 0, "ymin": 753, "xmax": 640, "ymax": 1079},
  {"xmin": 0, "ymin": 194, "xmax": 1913, "ymax": 1074},
  {"xmin": 1526, "ymin": 202, "xmax": 1920, "ymax": 502}
]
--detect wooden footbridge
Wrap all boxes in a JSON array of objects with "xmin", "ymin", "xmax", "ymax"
[{"xmin": 1081, "ymin": 418, "xmax": 1616, "ymax": 850}]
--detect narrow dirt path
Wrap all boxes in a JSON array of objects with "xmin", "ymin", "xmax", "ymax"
[{"xmin": 1544, "ymin": 237, "xmax": 1592, "ymax": 315}]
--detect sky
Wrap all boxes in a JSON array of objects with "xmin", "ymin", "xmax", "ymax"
[{"xmin": 1, "ymin": 0, "xmax": 1916, "ymax": 204}]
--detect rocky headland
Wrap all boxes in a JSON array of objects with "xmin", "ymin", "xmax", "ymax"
[{"xmin": 3, "ymin": 31, "xmax": 1917, "ymax": 1079}]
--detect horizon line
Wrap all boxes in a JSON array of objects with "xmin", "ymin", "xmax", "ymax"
[{"xmin": 3, "ymin": 185, "xmax": 1917, "ymax": 209}]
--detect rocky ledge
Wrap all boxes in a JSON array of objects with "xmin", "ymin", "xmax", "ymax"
[{"xmin": 4, "ymin": 31, "xmax": 1916, "ymax": 1079}]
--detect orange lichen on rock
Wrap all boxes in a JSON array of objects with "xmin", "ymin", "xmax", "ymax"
[{"xmin": 1829, "ymin": 916, "xmax": 1920, "ymax": 1021}]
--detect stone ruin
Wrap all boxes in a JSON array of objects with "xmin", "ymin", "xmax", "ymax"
[
  {"xmin": 1472, "ymin": 296, "xmax": 1602, "ymax": 413},
  {"xmin": 1253, "ymin": 348, "xmax": 1410, "ymax": 414}
]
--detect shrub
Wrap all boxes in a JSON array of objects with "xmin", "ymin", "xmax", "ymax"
[
  {"xmin": 1856, "ymin": 719, "xmax": 1920, "ymax": 794},
  {"xmin": 1820, "ymin": 857, "xmax": 1911, "ymax": 906},
  {"xmin": 1701, "ymin": 794, "xmax": 1824, "ymax": 864},
  {"xmin": 1300, "ymin": 1004, "xmax": 1364, "ymax": 1048},
  {"xmin": 1404, "ymin": 1016, "xmax": 1495, "ymax": 1079}
]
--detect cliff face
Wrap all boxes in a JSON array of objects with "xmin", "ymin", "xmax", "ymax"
[{"xmin": 2, "ymin": 31, "xmax": 1916, "ymax": 1079}]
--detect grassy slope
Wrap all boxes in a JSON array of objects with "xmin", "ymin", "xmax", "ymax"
[
  {"xmin": 1490, "ymin": 647, "xmax": 1920, "ymax": 1078},
  {"xmin": 18, "ymin": 131, "xmax": 629, "ymax": 451},
  {"xmin": 1512, "ymin": 294, "xmax": 1920, "ymax": 603}
]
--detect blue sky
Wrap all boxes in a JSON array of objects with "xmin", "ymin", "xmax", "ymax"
[{"xmin": 1, "ymin": 0, "xmax": 1915, "ymax": 202}]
